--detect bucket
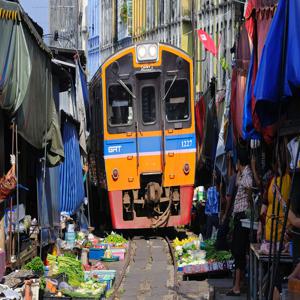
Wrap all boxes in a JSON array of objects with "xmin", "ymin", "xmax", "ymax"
[
  {"xmin": 67, "ymin": 223, "xmax": 75, "ymax": 232},
  {"xmin": 198, "ymin": 186, "xmax": 205, "ymax": 202},
  {"xmin": 65, "ymin": 232, "xmax": 76, "ymax": 244}
]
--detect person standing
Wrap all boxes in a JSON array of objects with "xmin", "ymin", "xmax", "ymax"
[
  {"xmin": 227, "ymin": 150, "xmax": 253, "ymax": 297},
  {"xmin": 205, "ymin": 172, "xmax": 220, "ymax": 239},
  {"xmin": 216, "ymin": 155, "xmax": 237, "ymax": 250}
]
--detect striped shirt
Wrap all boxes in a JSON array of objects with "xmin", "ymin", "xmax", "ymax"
[{"xmin": 233, "ymin": 165, "xmax": 253, "ymax": 214}]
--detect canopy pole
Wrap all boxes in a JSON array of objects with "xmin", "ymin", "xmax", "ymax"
[
  {"xmin": 15, "ymin": 124, "xmax": 20, "ymax": 268},
  {"xmin": 40, "ymin": 68, "xmax": 49, "ymax": 257},
  {"xmin": 85, "ymin": 170, "xmax": 91, "ymax": 227},
  {"xmin": 268, "ymin": 0, "xmax": 290, "ymax": 298}
]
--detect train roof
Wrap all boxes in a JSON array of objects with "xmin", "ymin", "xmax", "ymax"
[{"xmin": 89, "ymin": 42, "xmax": 192, "ymax": 87}]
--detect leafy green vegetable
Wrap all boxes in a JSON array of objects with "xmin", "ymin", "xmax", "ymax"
[
  {"xmin": 47, "ymin": 254, "xmax": 84, "ymax": 287},
  {"xmin": 104, "ymin": 232, "xmax": 127, "ymax": 244},
  {"xmin": 61, "ymin": 281, "xmax": 106, "ymax": 298},
  {"xmin": 24, "ymin": 257, "xmax": 44, "ymax": 274},
  {"xmin": 40, "ymin": 276, "xmax": 46, "ymax": 290},
  {"xmin": 203, "ymin": 240, "xmax": 232, "ymax": 261},
  {"xmin": 63, "ymin": 252, "xmax": 76, "ymax": 259}
]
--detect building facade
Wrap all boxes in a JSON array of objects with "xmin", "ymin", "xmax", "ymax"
[
  {"xmin": 195, "ymin": 0, "xmax": 244, "ymax": 92},
  {"xmin": 131, "ymin": 0, "xmax": 193, "ymax": 56},
  {"xmin": 49, "ymin": 0, "xmax": 88, "ymax": 51},
  {"xmin": 87, "ymin": 0, "xmax": 243, "ymax": 92},
  {"xmin": 87, "ymin": 0, "xmax": 133, "ymax": 79}
]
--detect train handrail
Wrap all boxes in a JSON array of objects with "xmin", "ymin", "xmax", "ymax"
[
  {"xmin": 161, "ymin": 74, "xmax": 177, "ymax": 171},
  {"xmin": 135, "ymin": 121, "xmax": 140, "ymax": 168}
]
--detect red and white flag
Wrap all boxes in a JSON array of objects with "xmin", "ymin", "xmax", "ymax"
[{"xmin": 197, "ymin": 29, "xmax": 218, "ymax": 57}]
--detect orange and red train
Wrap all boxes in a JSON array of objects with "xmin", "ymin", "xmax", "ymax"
[{"xmin": 89, "ymin": 43, "xmax": 196, "ymax": 229}]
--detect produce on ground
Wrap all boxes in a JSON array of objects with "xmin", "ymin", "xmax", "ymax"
[
  {"xmin": 24, "ymin": 257, "xmax": 44, "ymax": 274},
  {"xmin": 61, "ymin": 280, "xmax": 107, "ymax": 298},
  {"xmin": 47, "ymin": 254, "xmax": 84, "ymax": 287},
  {"xmin": 104, "ymin": 232, "xmax": 127, "ymax": 245},
  {"xmin": 173, "ymin": 237, "xmax": 232, "ymax": 268},
  {"xmin": 203, "ymin": 239, "xmax": 232, "ymax": 261},
  {"xmin": 173, "ymin": 236, "xmax": 198, "ymax": 247}
]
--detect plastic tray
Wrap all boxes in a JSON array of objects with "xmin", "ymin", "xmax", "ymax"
[
  {"xmin": 89, "ymin": 248, "xmax": 105, "ymax": 260},
  {"xmin": 100, "ymin": 256, "xmax": 119, "ymax": 262},
  {"xmin": 84, "ymin": 270, "xmax": 116, "ymax": 282}
]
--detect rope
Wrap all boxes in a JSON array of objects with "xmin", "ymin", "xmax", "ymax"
[{"xmin": 151, "ymin": 199, "xmax": 172, "ymax": 228}]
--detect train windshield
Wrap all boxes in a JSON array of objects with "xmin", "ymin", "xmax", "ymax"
[
  {"xmin": 165, "ymin": 79, "xmax": 189, "ymax": 121},
  {"xmin": 142, "ymin": 86, "xmax": 156, "ymax": 124},
  {"xmin": 108, "ymin": 84, "xmax": 133, "ymax": 126}
]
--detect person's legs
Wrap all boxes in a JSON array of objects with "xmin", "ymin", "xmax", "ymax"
[
  {"xmin": 212, "ymin": 214, "xmax": 219, "ymax": 231},
  {"xmin": 233, "ymin": 268, "xmax": 241, "ymax": 293},
  {"xmin": 206, "ymin": 215, "xmax": 214, "ymax": 239},
  {"xmin": 228, "ymin": 213, "xmax": 248, "ymax": 296}
]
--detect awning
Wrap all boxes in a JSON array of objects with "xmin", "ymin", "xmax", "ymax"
[
  {"xmin": 0, "ymin": 0, "xmax": 63, "ymax": 166},
  {"xmin": 254, "ymin": 0, "xmax": 300, "ymax": 122},
  {"xmin": 242, "ymin": 0, "xmax": 277, "ymax": 141}
]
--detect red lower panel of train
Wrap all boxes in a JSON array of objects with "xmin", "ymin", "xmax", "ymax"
[{"xmin": 108, "ymin": 186, "xmax": 193, "ymax": 229}]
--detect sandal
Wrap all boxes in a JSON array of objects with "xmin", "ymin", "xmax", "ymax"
[{"xmin": 226, "ymin": 290, "xmax": 241, "ymax": 297}]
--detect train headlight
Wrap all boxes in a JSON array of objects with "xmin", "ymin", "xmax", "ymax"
[
  {"xmin": 112, "ymin": 168, "xmax": 119, "ymax": 181},
  {"xmin": 136, "ymin": 43, "xmax": 158, "ymax": 62},
  {"xmin": 183, "ymin": 163, "xmax": 190, "ymax": 175},
  {"xmin": 149, "ymin": 45, "xmax": 158, "ymax": 58},
  {"xmin": 137, "ymin": 45, "xmax": 146, "ymax": 59}
]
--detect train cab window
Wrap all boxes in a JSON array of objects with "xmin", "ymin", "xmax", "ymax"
[
  {"xmin": 165, "ymin": 79, "xmax": 189, "ymax": 122},
  {"xmin": 108, "ymin": 84, "xmax": 133, "ymax": 126},
  {"xmin": 142, "ymin": 86, "xmax": 156, "ymax": 124}
]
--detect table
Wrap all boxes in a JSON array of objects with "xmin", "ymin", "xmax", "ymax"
[{"xmin": 249, "ymin": 243, "xmax": 293, "ymax": 300}]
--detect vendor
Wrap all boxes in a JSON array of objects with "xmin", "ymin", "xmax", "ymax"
[
  {"xmin": 227, "ymin": 148, "xmax": 253, "ymax": 297},
  {"xmin": 257, "ymin": 146, "xmax": 291, "ymax": 244}
]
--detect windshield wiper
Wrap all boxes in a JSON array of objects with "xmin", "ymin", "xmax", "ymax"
[
  {"xmin": 117, "ymin": 79, "xmax": 136, "ymax": 99},
  {"xmin": 162, "ymin": 74, "xmax": 177, "ymax": 102}
]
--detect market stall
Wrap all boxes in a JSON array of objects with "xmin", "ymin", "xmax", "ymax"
[
  {"xmin": 172, "ymin": 235, "xmax": 233, "ymax": 276},
  {"xmin": 0, "ymin": 231, "xmax": 129, "ymax": 299}
]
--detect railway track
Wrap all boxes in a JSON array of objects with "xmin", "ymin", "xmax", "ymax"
[{"xmin": 110, "ymin": 234, "xmax": 179, "ymax": 300}]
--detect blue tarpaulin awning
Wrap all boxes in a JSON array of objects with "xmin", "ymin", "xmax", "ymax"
[{"xmin": 254, "ymin": 0, "xmax": 300, "ymax": 127}]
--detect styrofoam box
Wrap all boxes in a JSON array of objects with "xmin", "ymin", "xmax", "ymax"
[{"xmin": 241, "ymin": 219, "xmax": 258, "ymax": 230}]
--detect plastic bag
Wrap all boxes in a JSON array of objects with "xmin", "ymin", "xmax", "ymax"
[{"xmin": 0, "ymin": 166, "xmax": 16, "ymax": 201}]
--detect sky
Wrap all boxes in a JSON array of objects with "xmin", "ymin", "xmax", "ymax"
[{"xmin": 19, "ymin": 0, "xmax": 49, "ymax": 34}]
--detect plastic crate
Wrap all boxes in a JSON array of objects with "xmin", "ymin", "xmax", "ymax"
[
  {"xmin": 84, "ymin": 270, "xmax": 115, "ymax": 291},
  {"xmin": 41, "ymin": 291, "xmax": 71, "ymax": 300},
  {"xmin": 110, "ymin": 248, "xmax": 125, "ymax": 260},
  {"xmin": 89, "ymin": 248, "xmax": 105, "ymax": 260},
  {"xmin": 84, "ymin": 270, "xmax": 116, "ymax": 281}
]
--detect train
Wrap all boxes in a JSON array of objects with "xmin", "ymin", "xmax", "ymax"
[{"xmin": 89, "ymin": 42, "xmax": 196, "ymax": 229}]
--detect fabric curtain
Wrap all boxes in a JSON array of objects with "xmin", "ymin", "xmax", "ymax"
[
  {"xmin": 201, "ymin": 83, "xmax": 219, "ymax": 168},
  {"xmin": 37, "ymin": 164, "xmax": 60, "ymax": 246},
  {"xmin": 59, "ymin": 120, "xmax": 85, "ymax": 215},
  {"xmin": 215, "ymin": 79, "xmax": 232, "ymax": 177}
]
